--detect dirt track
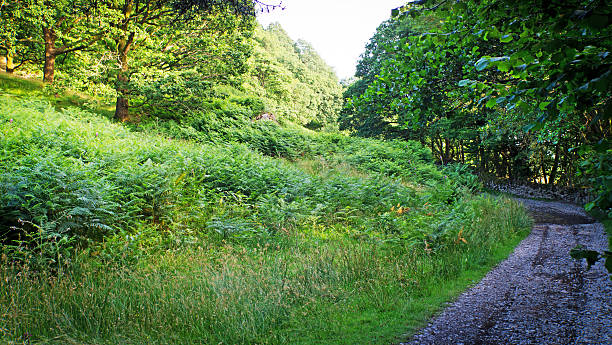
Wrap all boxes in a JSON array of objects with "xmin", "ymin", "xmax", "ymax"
[{"xmin": 402, "ymin": 198, "xmax": 612, "ymax": 345}]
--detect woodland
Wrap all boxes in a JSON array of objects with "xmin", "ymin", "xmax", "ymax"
[{"xmin": 0, "ymin": 0, "xmax": 610, "ymax": 344}]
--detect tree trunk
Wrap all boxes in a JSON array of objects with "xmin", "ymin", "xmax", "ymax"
[
  {"xmin": 549, "ymin": 142, "xmax": 561, "ymax": 186},
  {"xmin": 43, "ymin": 27, "xmax": 58, "ymax": 83},
  {"xmin": 5, "ymin": 54, "xmax": 15, "ymax": 73},
  {"xmin": 479, "ymin": 145, "xmax": 486, "ymax": 174},
  {"xmin": 115, "ymin": 95, "xmax": 130, "ymax": 121},
  {"xmin": 114, "ymin": 33, "xmax": 134, "ymax": 122},
  {"xmin": 436, "ymin": 137, "xmax": 445, "ymax": 164},
  {"xmin": 540, "ymin": 150, "xmax": 548, "ymax": 184}
]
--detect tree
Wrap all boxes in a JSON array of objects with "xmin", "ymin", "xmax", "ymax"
[
  {"xmin": 0, "ymin": 1, "xmax": 40, "ymax": 73},
  {"xmin": 344, "ymin": 10, "xmax": 489, "ymax": 166},
  {"xmin": 93, "ymin": 0, "xmax": 281, "ymax": 121},
  {"xmin": 345, "ymin": 0, "xmax": 609, "ymax": 209},
  {"xmin": 243, "ymin": 24, "xmax": 343, "ymax": 127},
  {"xmin": 0, "ymin": 0, "xmax": 107, "ymax": 82},
  {"xmin": 127, "ymin": 9, "xmax": 256, "ymax": 116},
  {"xmin": 388, "ymin": 0, "xmax": 611, "ymax": 208},
  {"xmin": 36, "ymin": 0, "xmax": 103, "ymax": 83}
]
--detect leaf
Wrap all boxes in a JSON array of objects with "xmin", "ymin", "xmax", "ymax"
[
  {"xmin": 498, "ymin": 61, "xmax": 511, "ymax": 72},
  {"xmin": 458, "ymin": 79, "xmax": 472, "ymax": 87},
  {"xmin": 500, "ymin": 34, "xmax": 513, "ymax": 43},
  {"xmin": 475, "ymin": 57, "xmax": 490, "ymax": 71},
  {"xmin": 489, "ymin": 56, "xmax": 510, "ymax": 63},
  {"xmin": 539, "ymin": 101, "xmax": 551, "ymax": 110},
  {"xmin": 570, "ymin": 245, "xmax": 601, "ymax": 270}
]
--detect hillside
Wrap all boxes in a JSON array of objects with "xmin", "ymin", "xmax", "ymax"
[
  {"xmin": 244, "ymin": 24, "xmax": 343, "ymax": 128},
  {"xmin": 1, "ymin": 1, "xmax": 609, "ymax": 343},
  {"xmin": 0, "ymin": 73, "xmax": 531, "ymax": 344}
]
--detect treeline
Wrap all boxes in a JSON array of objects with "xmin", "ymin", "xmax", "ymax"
[
  {"xmin": 245, "ymin": 24, "xmax": 342, "ymax": 128},
  {"xmin": 341, "ymin": 0, "xmax": 610, "ymax": 211},
  {"xmin": 0, "ymin": 1, "xmax": 342, "ymax": 128}
]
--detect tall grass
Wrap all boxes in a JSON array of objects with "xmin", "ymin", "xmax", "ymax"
[
  {"xmin": 1, "ymin": 197, "xmax": 530, "ymax": 345},
  {"xmin": 0, "ymin": 92, "xmax": 532, "ymax": 344}
]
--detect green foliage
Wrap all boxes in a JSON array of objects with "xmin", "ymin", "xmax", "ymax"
[
  {"xmin": 581, "ymin": 145, "xmax": 612, "ymax": 214},
  {"xmin": 344, "ymin": 0, "xmax": 610, "ymax": 211},
  {"xmin": 1, "ymin": 195, "xmax": 531, "ymax": 345},
  {"xmin": 0, "ymin": 157, "xmax": 116, "ymax": 240},
  {"xmin": 2, "ymin": 0, "xmax": 343, "ymax": 131},
  {"xmin": 0, "ymin": 74, "xmax": 534, "ymax": 344},
  {"xmin": 443, "ymin": 163, "xmax": 483, "ymax": 193},
  {"xmin": 243, "ymin": 24, "xmax": 343, "ymax": 127},
  {"xmin": 133, "ymin": 85, "xmax": 442, "ymax": 186},
  {"xmin": 0, "ymin": 91, "xmax": 507, "ymax": 251},
  {"xmin": 127, "ymin": 10, "xmax": 256, "ymax": 112},
  {"xmin": 0, "ymin": 2, "xmax": 544, "ymax": 338},
  {"xmin": 570, "ymin": 245, "xmax": 611, "ymax": 276},
  {"xmin": 0, "ymin": 95, "xmax": 438, "ymax": 246},
  {"xmin": 340, "ymin": 16, "xmax": 421, "ymax": 138}
]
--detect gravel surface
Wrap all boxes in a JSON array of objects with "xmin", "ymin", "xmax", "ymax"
[
  {"xmin": 402, "ymin": 198, "xmax": 611, "ymax": 345},
  {"xmin": 485, "ymin": 182, "xmax": 593, "ymax": 205}
]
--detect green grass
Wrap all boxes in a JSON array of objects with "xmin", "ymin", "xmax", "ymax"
[
  {"xmin": 0, "ymin": 72, "xmax": 114, "ymax": 117},
  {"xmin": 0, "ymin": 74, "xmax": 532, "ymax": 344},
  {"xmin": 1, "ymin": 199, "xmax": 530, "ymax": 345}
]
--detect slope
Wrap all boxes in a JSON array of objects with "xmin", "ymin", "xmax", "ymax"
[{"xmin": 0, "ymin": 74, "xmax": 531, "ymax": 345}]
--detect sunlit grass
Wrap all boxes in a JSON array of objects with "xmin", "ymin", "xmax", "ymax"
[{"xmin": 0, "ymin": 72, "xmax": 114, "ymax": 117}]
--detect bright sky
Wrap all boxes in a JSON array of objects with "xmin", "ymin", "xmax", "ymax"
[{"xmin": 257, "ymin": 0, "xmax": 407, "ymax": 80}]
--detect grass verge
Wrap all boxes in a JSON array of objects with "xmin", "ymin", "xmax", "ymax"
[{"xmin": 1, "ymin": 197, "xmax": 531, "ymax": 345}]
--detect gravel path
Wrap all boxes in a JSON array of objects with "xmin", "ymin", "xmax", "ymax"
[{"xmin": 402, "ymin": 198, "xmax": 611, "ymax": 345}]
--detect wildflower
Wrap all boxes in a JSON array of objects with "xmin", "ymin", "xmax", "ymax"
[
  {"xmin": 424, "ymin": 240, "xmax": 432, "ymax": 253},
  {"xmin": 9, "ymin": 118, "xmax": 13, "ymax": 123},
  {"xmin": 455, "ymin": 228, "xmax": 468, "ymax": 244},
  {"xmin": 95, "ymin": 132, "xmax": 99, "ymax": 137}
]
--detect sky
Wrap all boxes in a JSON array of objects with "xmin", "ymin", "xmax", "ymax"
[{"xmin": 257, "ymin": 0, "xmax": 407, "ymax": 81}]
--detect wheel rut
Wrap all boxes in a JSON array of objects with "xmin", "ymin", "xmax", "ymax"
[{"xmin": 401, "ymin": 198, "xmax": 611, "ymax": 345}]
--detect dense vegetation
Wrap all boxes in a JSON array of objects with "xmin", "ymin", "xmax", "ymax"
[
  {"xmin": 0, "ymin": 77, "xmax": 530, "ymax": 344},
  {"xmin": 0, "ymin": 1, "xmax": 339, "ymax": 128},
  {"xmin": 244, "ymin": 24, "xmax": 343, "ymax": 128},
  {"xmin": 1, "ymin": 0, "xmax": 607, "ymax": 343},
  {"xmin": 342, "ymin": 0, "xmax": 610, "ymax": 213}
]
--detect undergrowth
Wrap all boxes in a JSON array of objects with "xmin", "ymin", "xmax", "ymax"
[{"xmin": 0, "ymin": 90, "xmax": 532, "ymax": 344}]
